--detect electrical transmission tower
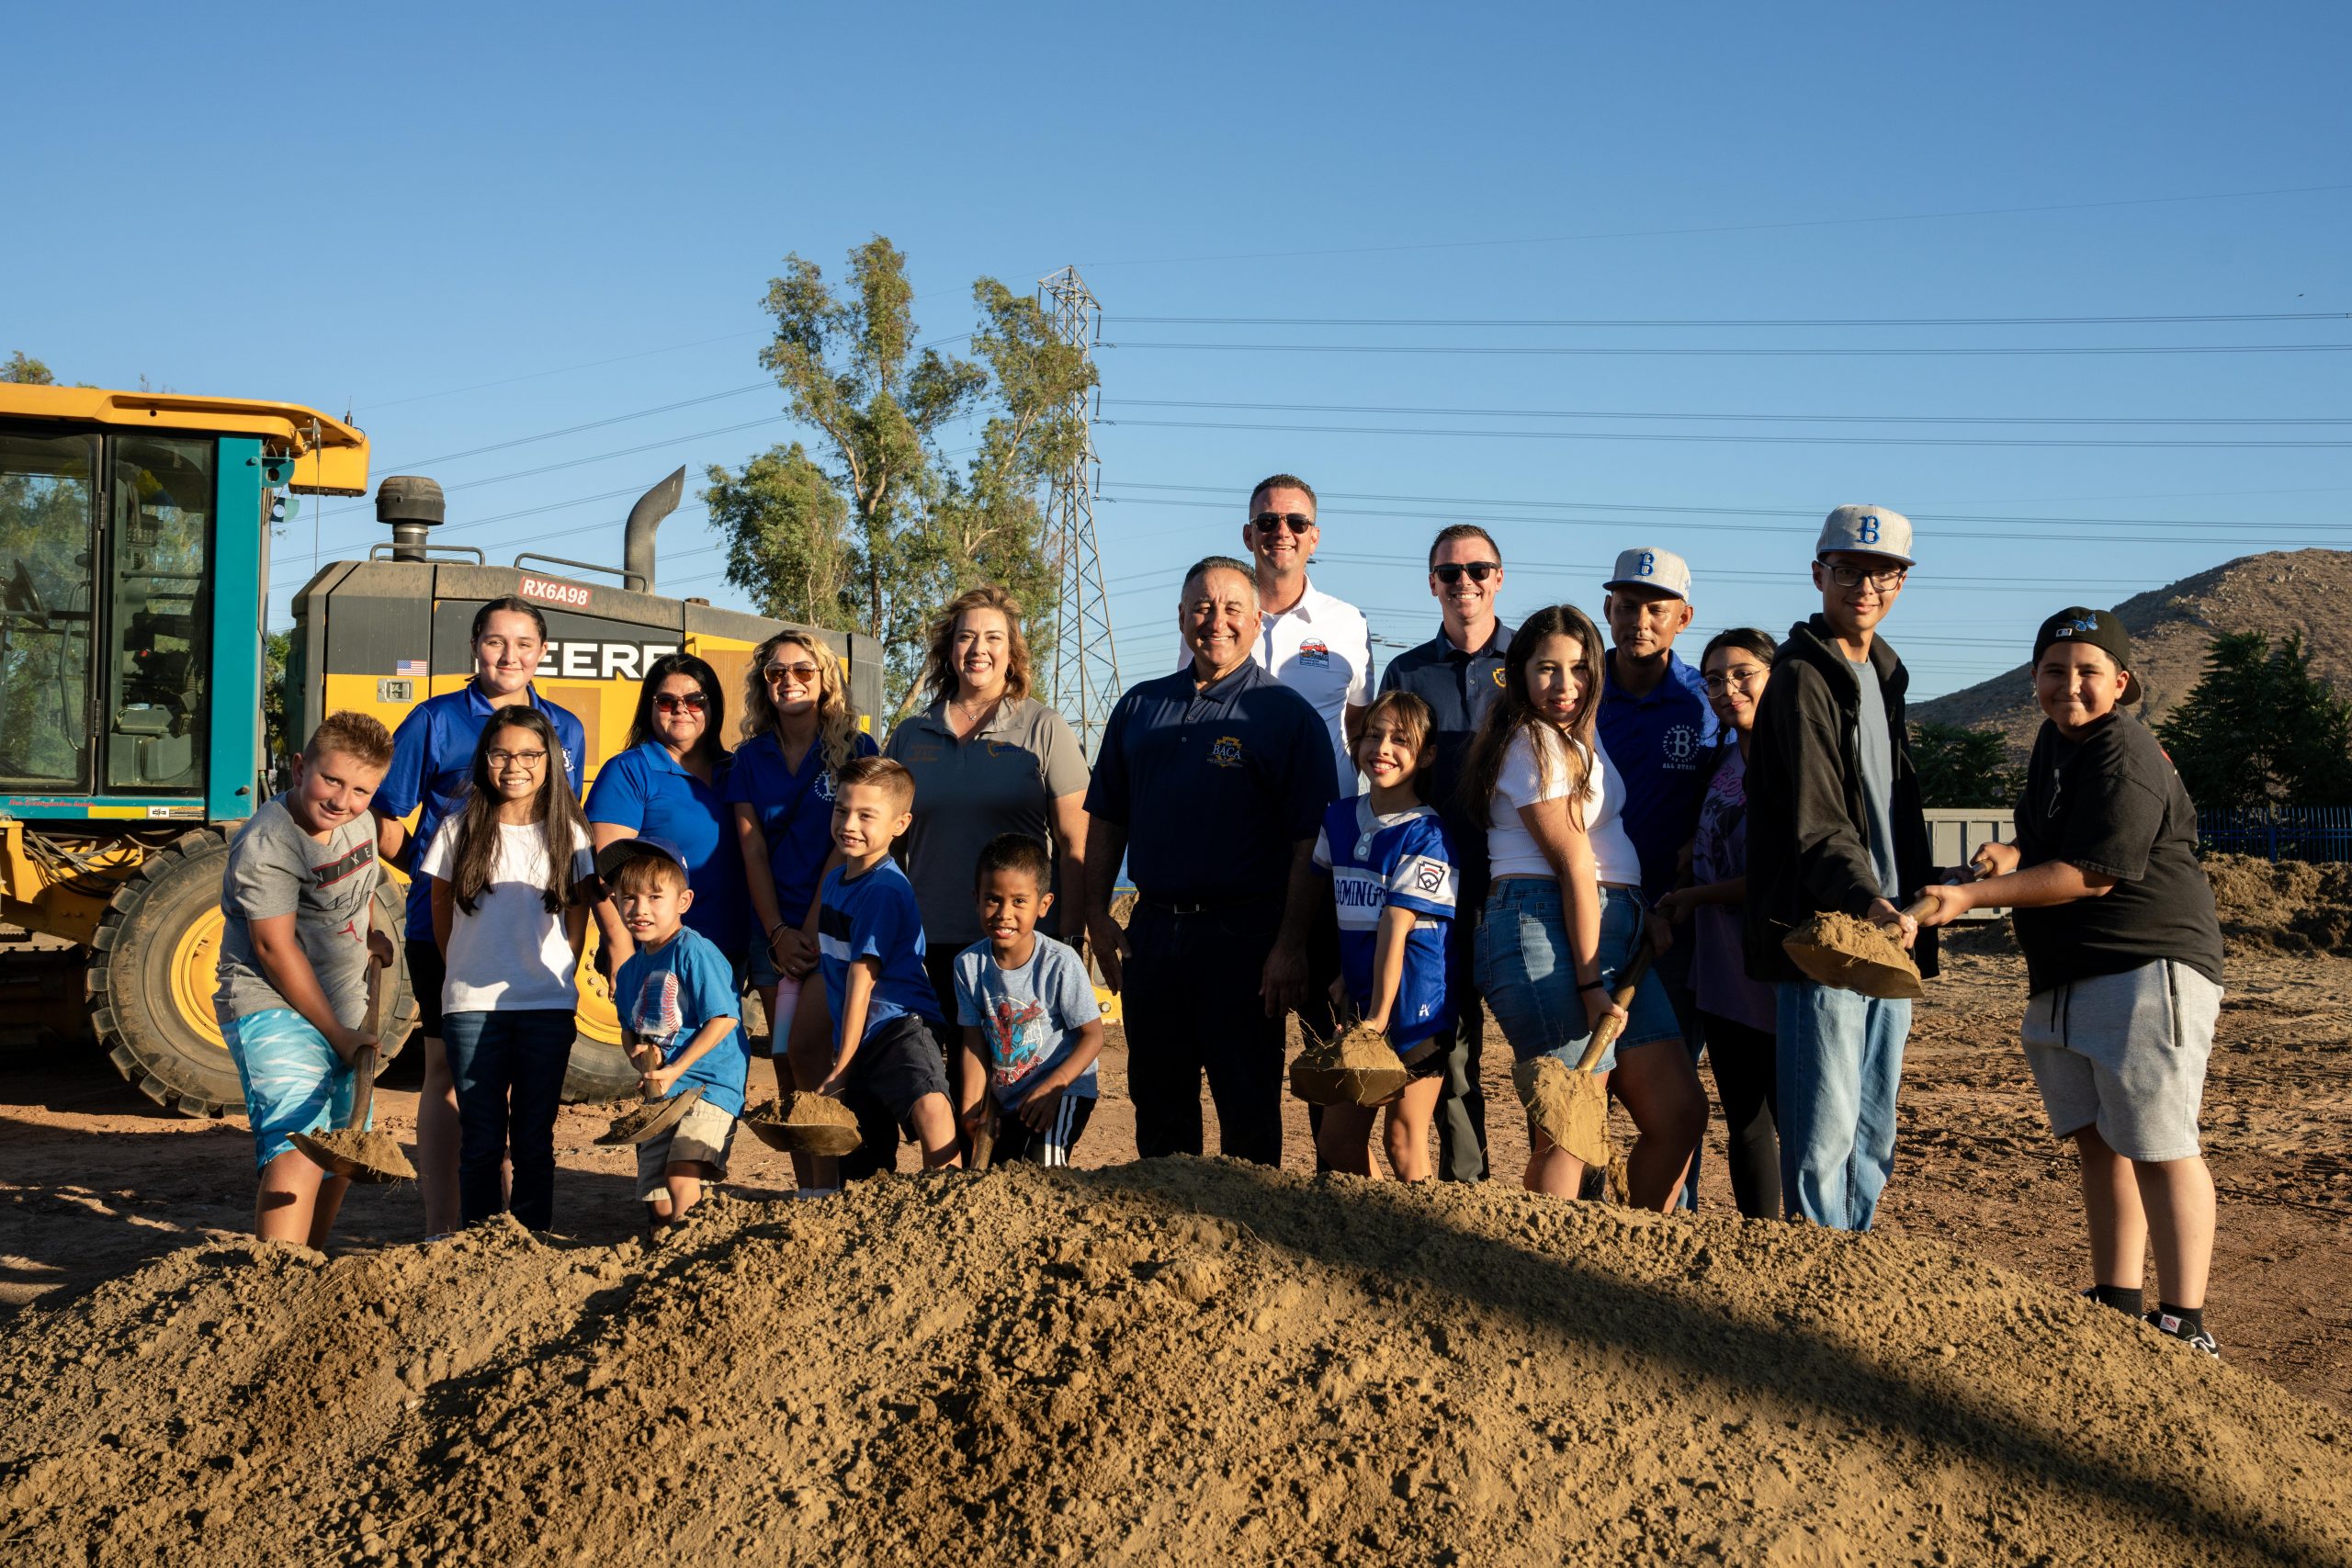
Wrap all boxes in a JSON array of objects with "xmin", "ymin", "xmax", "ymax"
[{"xmin": 1038, "ymin": 265, "xmax": 1121, "ymax": 755}]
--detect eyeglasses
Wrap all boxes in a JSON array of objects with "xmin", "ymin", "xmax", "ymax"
[
  {"xmin": 1250, "ymin": 512, "xmax": 1316, "ymax": 535},
  {"xmin": 484, "ymin": 748, "xmax": 547, "ymax": 769},
  {"xmin": 763, "ymin": 662, "xmax": 821, "ymax": 684},
  {"xmin": 651, "ymin": 691, "xmax": 710, "ymax": 714},
  {"xmin": 1818, "ymin": 559, "xmax": 1908, "ymax": 592},
  {"xmin": 1431, "ymin": 561, "xmax": 1500, "ymax": 585},
  {"xmin": 1702, "ymin": 668, "xmax": 1768, "ymax": 694}
]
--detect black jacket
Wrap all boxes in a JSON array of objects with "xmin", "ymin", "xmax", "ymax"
[{"xmin": 1742, "ymin": 615, "xmax": 1939, "ymax": 984}]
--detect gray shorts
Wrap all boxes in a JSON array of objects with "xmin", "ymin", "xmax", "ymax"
[
  {"xmin": 637, "ymin": 1097, "xmax": 738, "ymax": 1200},
  {"xmin": 2020, "ymin": 959, "xmax": 2222, "ymax": 1164}
]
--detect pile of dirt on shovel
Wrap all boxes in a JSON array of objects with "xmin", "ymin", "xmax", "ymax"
[
  {"xmin": 2203, "ymin": 852, "xmax": 2352, "ymax": 956},
  {"xmin": 5, "ymin": 1161, "xmax": 2349, "ymax": 1566}
]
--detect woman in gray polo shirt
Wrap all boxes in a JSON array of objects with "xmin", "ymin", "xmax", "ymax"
[{"xmin": 885, "ymin": 584, "xmax": 1091, "ymax": 1019}]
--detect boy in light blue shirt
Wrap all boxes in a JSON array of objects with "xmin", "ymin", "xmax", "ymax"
[{"xmin": 953, "ymin": 833, "xmax": 1104, "ymax": 1168}]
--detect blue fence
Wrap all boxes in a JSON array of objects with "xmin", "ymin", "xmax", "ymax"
[{"xmin": 2197, "ymin": 807, "xmax": 2352, "ymax": 863}]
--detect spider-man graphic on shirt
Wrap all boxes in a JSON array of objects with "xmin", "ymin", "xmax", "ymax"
[{"xmin": 986, "ymin": 996, "xmax": 1048, "ymax": 1093}]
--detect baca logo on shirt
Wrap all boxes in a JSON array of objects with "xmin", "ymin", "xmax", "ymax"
[
  {"xmin": 812, "ymin": 769, "xmax": 838, "ymax": 802},
  {"xmin": 1208, "ymin": 735, "xmax": 1247, "ymax": 768},
  {"xmin": 1491, "ymin": 667, "xmax": 1506, "ymax": 688},
  {"xmin": 1296, "ymin": 638, "xmax": 1331, "ymax": 669}
]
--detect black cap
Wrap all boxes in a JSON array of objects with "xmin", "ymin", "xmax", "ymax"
[{"xmin": 2031, "ymin": 607, "xmax": 2142, "ymax": 706}]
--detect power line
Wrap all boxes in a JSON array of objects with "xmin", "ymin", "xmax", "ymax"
[
  {"xmin": 1107, "ymin": 310, "xmax": 2349, "ymax": 329},
  {"xmin": 1100, "ymin": 414, "xmax": 2352, "ymax": 451},
  {"xmin": 1102, "ymin": 339, "xmax": 2352, "ymax": 358},
  {"xmin": 1103, "ymin": 398, "xmax": 2352, "ymax": 429}
]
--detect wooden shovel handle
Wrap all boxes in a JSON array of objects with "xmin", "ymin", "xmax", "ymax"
[
  {"xmin": 1573, "ymin": 942, "xmax": 1657, "ymax": 1075},
  {"xmin": 350, "ymin": 1044, "xmax": 380, "ymax": 1134},
  {"xmin": 968, "ymin": 1096, "xmax": 1000, "ymax": 1172}
]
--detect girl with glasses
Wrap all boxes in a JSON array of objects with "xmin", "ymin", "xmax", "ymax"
[{"xmin": 416, "ymin": 705, "xmax": 595, "ymax": 1231}]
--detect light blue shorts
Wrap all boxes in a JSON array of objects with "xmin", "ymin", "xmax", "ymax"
[
  {"xmin": 220, "ymin": 1008, "xmax": 366, "ymax": 1172},
  {"xmin": 1475, "ymin": 880, "xmax": 1680, "ymax": 1075}
]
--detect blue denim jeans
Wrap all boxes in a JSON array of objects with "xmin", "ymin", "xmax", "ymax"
[
  {"xmin": 440, "ymin": 1009, "xmax": 577, "ymax": 1231},
  {"xmin": 1774, "ymin": 980, "xmax": 1911, "ymax": 1231},
  {"xmin": 1476, "ymin": 881, "xmax": 1678, "ymax": 1074}
]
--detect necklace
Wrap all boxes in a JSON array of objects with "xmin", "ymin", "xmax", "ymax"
[{"xmin": 951, "ymin": 690, "xmax": 1001, "ymax": 729}]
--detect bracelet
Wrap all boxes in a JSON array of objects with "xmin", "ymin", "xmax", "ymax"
[{"xmin": 1576, "ymin": 978, "xmax": 1607, "ymax": 994}]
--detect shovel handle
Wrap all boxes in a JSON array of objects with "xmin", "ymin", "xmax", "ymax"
[
  {"xmin": 968, "ymin": 1097, "xmax": 1000, "ymax": 1172},
  {"xmin": 350, "ymin": 1044, "xmax": 379, "ymax": 1134},
  {"xmin": 1573, "ymin": 942, "xmax": 1657, "ymax": 1075}
]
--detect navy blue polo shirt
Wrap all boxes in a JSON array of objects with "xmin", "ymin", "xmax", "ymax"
[
  {"xmin": 586, "ymin": 741, "xmax": 750, "ymax": 957},
  {"xmin": 378, "ymin": 682, "xmax": 586, "ymax": 942},
  {"xmin": 1597, "ymin": 649, "xmax": 1719, "ymax": 898},
  {"xmin": 1085, "ymin": 660, "xmax": 1338, "ymax": 905},
  {"xmin": 726, "ymin": 728, "xmax": 879, "ymax": 929},
  {"xmin": 1377, "ymin": 621, "xmax": 1514, "ymax": 864}
]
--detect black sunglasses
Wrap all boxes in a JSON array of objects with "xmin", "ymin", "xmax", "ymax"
[
  {"xmin": 651, "ymin": 691, "xmax": 710, "ymax": 714},
  {"xmin": 1250, "ymin": 511, "xmax": 1316, "ymax": 535},
  {"xmin": 1431, "ymin": 561, "xmax": 1500, "ymax": 584}
]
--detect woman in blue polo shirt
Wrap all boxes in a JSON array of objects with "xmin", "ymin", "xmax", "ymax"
[
  {"xmin": 375, "ymin": 593, "xmax": 586, "ymax": 1238},
  {"xmin": 728, "ymin": 627, "xmax": 876, "ymax": 1086},
  {"xmin": 587, "ymin": 653, "xmax": 749, "ymax": 978}
]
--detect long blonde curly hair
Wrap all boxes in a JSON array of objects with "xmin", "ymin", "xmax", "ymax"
[
  {"xmin": 740, "ymin": 626, "xmax": 862, "ymax": 773},
  {"xmin": 919, "ymin": 584, "xmax": 1035, "ymax": 705}
]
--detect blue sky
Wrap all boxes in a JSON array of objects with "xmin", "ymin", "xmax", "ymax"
[{"xmin": 9, "ymin": 2, "xmax": 2347, "ymax": 705}]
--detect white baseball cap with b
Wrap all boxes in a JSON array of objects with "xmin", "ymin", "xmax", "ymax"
[
  {"xmin": 1815, "ymin": 504, "xmax": 1915, "ymax": 566},
  {"xmin": 1603, "ymin": 546, "xmax": 1692, "ymax": 601}
]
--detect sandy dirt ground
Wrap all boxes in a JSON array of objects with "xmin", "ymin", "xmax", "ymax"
[{"xmin": 3, "ymin": 934, "xmax": 2346, "ymax": 1416}]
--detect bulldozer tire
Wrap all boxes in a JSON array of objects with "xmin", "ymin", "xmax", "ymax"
[
  {"xmin": 563, "ymin": 923, "xmax": 639, "ymax": 1103},
  {"xmin": 87, "ymin": 829, "xmax": 419, "ymax": 1120}
]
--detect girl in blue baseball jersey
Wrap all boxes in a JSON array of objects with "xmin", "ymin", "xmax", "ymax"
[{"xmin": 1312, "ymin": 691, "xmax": 1459, "ymax": 1180}]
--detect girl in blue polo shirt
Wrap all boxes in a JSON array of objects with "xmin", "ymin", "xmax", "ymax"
[
  {"xmin": 728, "ymin": 628, "xmax": 876, "ymax": 1090},
  {"xmin": 588, "ymin": 653, "xmax": 750, "ymax": 979},
  {"xmin": 1311, "ymin": 690, "xmax": 1459, "ymax": 1180}
]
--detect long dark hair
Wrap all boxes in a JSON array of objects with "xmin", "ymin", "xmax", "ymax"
[
  {"xmin": 1458, "ymin": 604, "xmax": 1606, "ymax": 826},
  {"xmin": 447, "ymin": 705, "xmax": 591, "ymax": 916},
  {"xmin": 624, "ymin": 651, "xmax": 728, "ymax": 764}
]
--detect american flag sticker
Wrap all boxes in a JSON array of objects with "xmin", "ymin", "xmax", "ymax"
[{"xmin": 395, "ymin": 659, "xmax": 428, "ymax": 679}]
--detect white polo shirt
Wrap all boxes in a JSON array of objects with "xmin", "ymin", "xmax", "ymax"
[{"xmin": 1250, "ymin": 577, "xmax": 1373, "ymax": 776}]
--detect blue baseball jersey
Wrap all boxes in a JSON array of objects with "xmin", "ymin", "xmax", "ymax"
[
  {"xmin": 378, "ymin": 682, "xmax": 585, "ymax": 942},
  {"xmin": 817, "ymin": 855, "xmax": 944, "ymax": 1051},
  {"xmin": 1597, "ymin": 649, "xmax": 1719, "ymax": 898},
  {"xmin": 585, "ymin": 741, "xmax": 749, "ymax": 957},
  {"xmin": 616, "ymin": 925, "xmax": 746, "ymax": 1116},
  {"xmin": 726, "ymin": 728, "xmax": 879, "ymax": 928},
  {"xmin": 1312, "ymin": 796, "xmax": 1460, "ymax": 1049}
]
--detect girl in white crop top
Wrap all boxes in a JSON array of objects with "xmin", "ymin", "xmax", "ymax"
[{"xmin": 1485, "ymin": 727, "xmax": 1644, "ymax": 885}]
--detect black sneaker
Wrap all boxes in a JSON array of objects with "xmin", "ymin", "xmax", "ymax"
[{"xmin": 2145, "ymin": 1309, "xmax": 2221, "ymax": 1359}]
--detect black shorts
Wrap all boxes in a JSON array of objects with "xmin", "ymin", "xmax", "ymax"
[
  {"xmin": 1397, "ymin": 1037, "xmax": 1448, "ymax": 1082},
  {"xmin": 991, "ymin": 1093, "xmax": 1093, "ymax": 1168},
  {"xmin": 405, "ymin": 940, "xmax": 447, "ymax": 1037},
  {"xmin": 847, "ymin": 1013, "xmax": 951, "ymax": 1123}
]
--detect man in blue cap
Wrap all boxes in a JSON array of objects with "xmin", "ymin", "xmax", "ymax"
[{"xmin": 1744, "ymin": 506, "xmax": 1937, "ymax": 1232}]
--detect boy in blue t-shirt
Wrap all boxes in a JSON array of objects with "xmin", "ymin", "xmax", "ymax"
[
  {"xmin": 602, "ymin": 837, "xmax": 744, "ymax": 1231},
  {"xmin": 815, "ymin": 758, "xmax": 961, "ymax": 1172},
  {"xmin": 953, "ymin": 833, "xmax": 1105, "ymax": 1168},
  {"xmin": 1310, "ymin": 692, "xmax": 1460, "ymax": 1180}
]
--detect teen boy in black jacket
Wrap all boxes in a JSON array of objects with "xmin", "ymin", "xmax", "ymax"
[{"xmin": 1745, "ymin": 505, "xmax": 1937, "ymax": 1231}]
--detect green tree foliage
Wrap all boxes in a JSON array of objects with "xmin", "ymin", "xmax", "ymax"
[
  {"xmin": 706, "ymin": 239, "xmax": 1093, "ymax": 716},
  {"xmin": 2157, "ymin": 630, "xmax": 2352, "ymax": 807},
  {"xmin": 263, "ymin": 628, "xmax": 293, "ymax": 774},
  {"xmin": 1908, "ymin": 722, "xmax": 2026, "ymax": 808},
  {"xmin": 4, "ymin": 351, "xmax": 57, "ymax": 385}
]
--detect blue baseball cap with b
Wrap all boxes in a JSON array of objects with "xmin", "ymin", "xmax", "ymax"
[
  {"xmin": 1602, "ymin": 546, "xmax": 1692, "ymax": 600},
  {"xmin": 1815, "ymin": 504, "xmax": 1914, "ymax": 566}
]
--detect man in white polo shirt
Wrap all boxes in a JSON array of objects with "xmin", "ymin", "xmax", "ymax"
[{"xmin": 1241, "ymin": 473, "xmax": 1373, "ymax": 779}]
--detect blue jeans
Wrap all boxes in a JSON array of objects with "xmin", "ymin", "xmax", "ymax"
[
  {"xmin": 440, "ymin": 1009, "xmax": 577, "ymax": 1231},
  {"xmin": 1476, "ymin": 881, "xmax": 1679, "ymax": 1074},
  {"xmin": 1775, "ymin": 980, "xmax": 1911, "ymax": 1231}
]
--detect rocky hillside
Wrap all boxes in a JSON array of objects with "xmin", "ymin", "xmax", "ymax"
[{"xmin": 1912, "ymin": 548, "xmax": 2352, "ymax": 753}]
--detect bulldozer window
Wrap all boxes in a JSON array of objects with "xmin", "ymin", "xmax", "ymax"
[
  {"xmin": 0, "ymin": 428, "xmax": 100, "ymax": 791},
  {"xmin": 105, "ymin": 435, "xmax": 214, "ymax": 792}
]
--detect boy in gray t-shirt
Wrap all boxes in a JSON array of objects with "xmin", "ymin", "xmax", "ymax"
[
  {"xmin": 952, "ymin": 834, "xmax": 1104, "ymax": 1168},
  {"xmin": 215, "ymin": 713, "xmax": 395, "ymax": 1247}
]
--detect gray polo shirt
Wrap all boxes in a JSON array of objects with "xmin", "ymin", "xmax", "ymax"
[{"xmin": 883, "ymin": 695, "xmax": 1091, "ymax": 947}]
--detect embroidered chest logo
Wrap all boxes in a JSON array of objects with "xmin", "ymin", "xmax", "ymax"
[
  {"xmin": 1491, "ymin": 668, "xmax": 1506, "ymax": 687},
  {"xmin": 1296, "ymin": 638, "xmax": 1331, "ymax": 669},
  {"xmin": 1207, "ymin": 735, "xmax": 1247, "ymax": 769},
  {"xmin": 812, "ymin": 769, "xmax": 838, "ymax": 802},
  {"xmin": 1663, "ymin": 725, "xmax": 1699, "ymax": 764}
]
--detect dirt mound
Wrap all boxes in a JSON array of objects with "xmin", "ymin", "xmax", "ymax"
[
  {"xmin": 5, "ymin": 1161, "xmax": 2348, "ymax": 1565},
  {"xmin": 2204, "ymin": 853, "xmax": 2352, "ymax": 956}
]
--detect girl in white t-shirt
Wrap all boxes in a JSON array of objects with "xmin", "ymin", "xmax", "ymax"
[
  {"xmin": 421, "ymin": 705, "xmax": 595, "ymax": 1232},
  {"xmin": 1461, "ymin": 604, "xmax": 1705, "ymax": 1204}
]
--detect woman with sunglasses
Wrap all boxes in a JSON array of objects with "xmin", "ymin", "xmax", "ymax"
[{"xmin": 587, "ymin": 653, "xmax": 750, "ymax": 980}]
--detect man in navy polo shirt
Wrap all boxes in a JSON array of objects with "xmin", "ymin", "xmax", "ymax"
[
  {"xmin": 1596, "ymin": 546, "xmax": 1718, "ymax": 1206},
  {"xmin": 1375, "ymin": 523, "xmax": 1514, "ymax": 1183},
  {"xmin": 374, "ymin": 594, "xmax": 587, "ymax": 1235},
  {"xmin": 1084, "ymin": 556, "xmax": 1339, "ymax": 1165}
]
